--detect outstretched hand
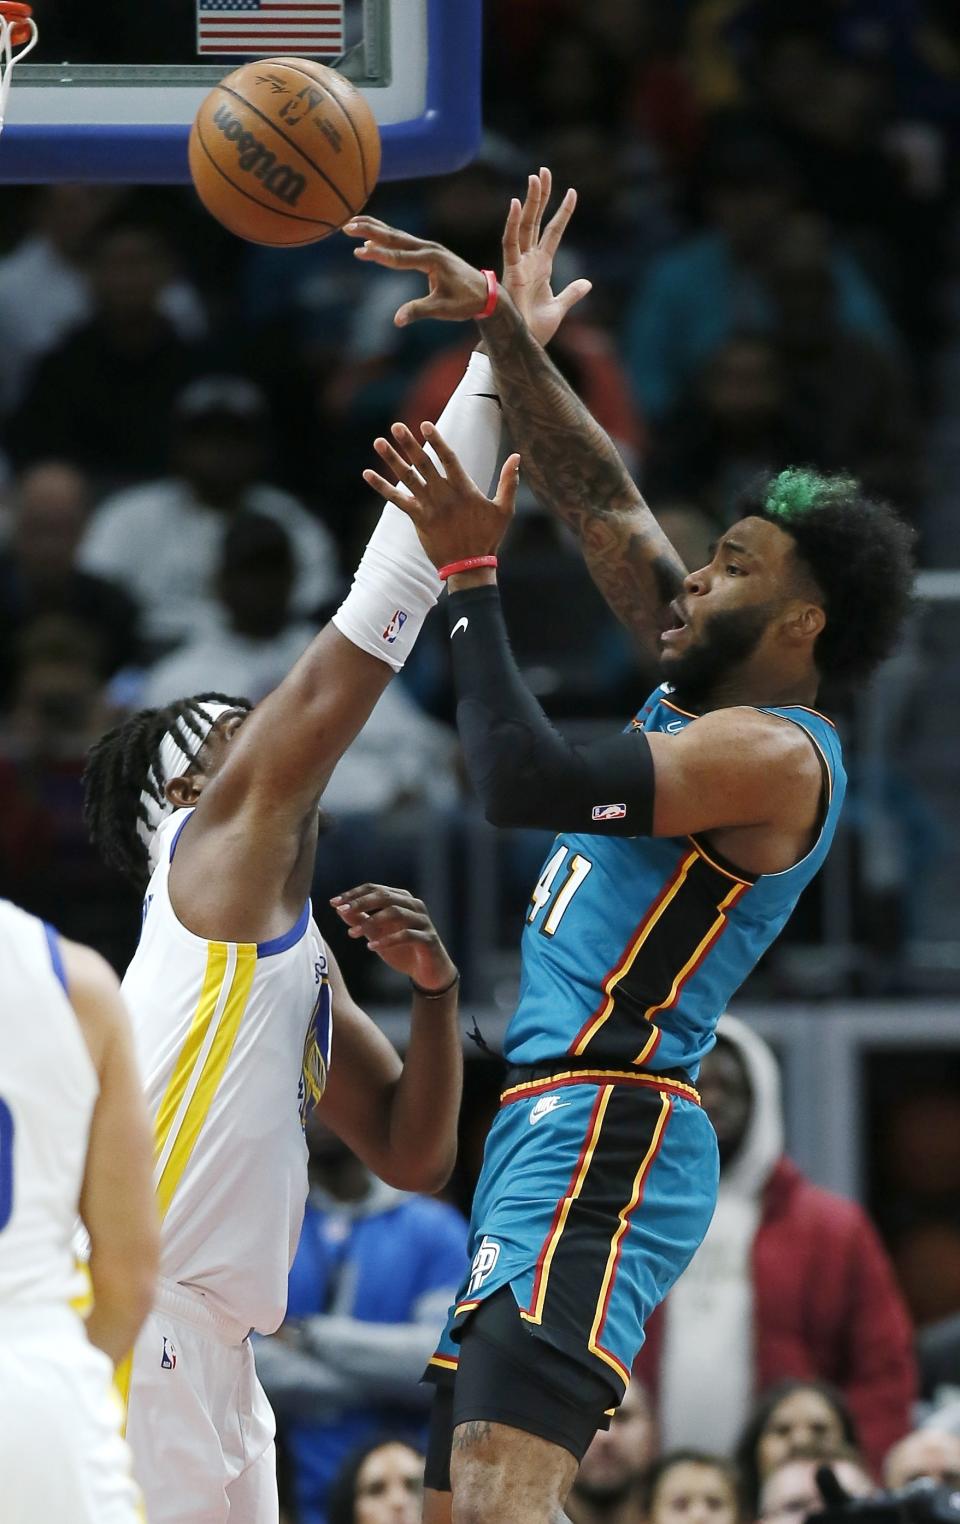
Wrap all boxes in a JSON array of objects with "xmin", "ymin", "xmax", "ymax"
[
  {"xmin": 331, "ymin": 882, "xmax": 458, "ymax": 993},
  {"xmin": 344, "ymin": 165, "xmax": 589, "ymax": 342},
  {"xmin": 344, "ymin": 216, "xmax": 490, "ymax": 327},
  {"xmin": 501, "ymin": 167, "xmax": 592, "ymax": 346},
  {"xmin": 362, "ymin": 420, "xmax": 520, "ymax": 569}
]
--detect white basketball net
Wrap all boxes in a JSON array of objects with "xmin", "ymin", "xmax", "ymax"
[{"xmin": 0, "ymin": 9, "xmax": 38, "ymax": 134}]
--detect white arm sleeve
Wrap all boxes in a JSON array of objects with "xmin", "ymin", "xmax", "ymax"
[{"xmin": 331, "ymin": 351, "xmax": 502, "ymax": 671}]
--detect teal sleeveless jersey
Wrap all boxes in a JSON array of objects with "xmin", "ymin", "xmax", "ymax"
[{"xmin": 506, "ymin": 685, "xmax": 845, "ymax": 1076}]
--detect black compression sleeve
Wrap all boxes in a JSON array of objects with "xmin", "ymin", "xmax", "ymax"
[{"xmin": 447, "ymin": 583, "xmax": 655, "ymax": 836}]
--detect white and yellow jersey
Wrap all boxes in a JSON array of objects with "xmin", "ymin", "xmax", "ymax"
[
  {"xmin": 0, "ymin": 900, "xmax": 97, "ymax": 1311},
  {"xmin": 123, "ymin": 809, "xmax": 331, "ymax": 1336}
]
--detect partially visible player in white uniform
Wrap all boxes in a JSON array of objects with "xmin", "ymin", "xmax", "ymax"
[
  {"xmin": 0, "ymin": 901, "xmax": 159, "ymax": 1524},
  {"xmin": 77, "ymin": 256, "xmax": 518, "ymax": 1523}
]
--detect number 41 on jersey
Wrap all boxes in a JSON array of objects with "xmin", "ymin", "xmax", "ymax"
[{"xmin": 527, "ymin": 846, "xmax": 592, "ymax": 937}]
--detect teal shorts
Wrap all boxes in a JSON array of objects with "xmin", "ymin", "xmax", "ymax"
[{"xmin": 427, "ymin": 1070, "xmax": 718, "ymax": 1398}]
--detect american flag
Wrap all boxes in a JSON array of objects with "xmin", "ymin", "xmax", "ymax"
[{"xmin": 197, "ymin": 0, "xmax": 345, "ymax": 58}]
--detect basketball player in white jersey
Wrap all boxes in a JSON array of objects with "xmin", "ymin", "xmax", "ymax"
[
  {"xmin": 78, "ymin": 365, "xmax": 506, "ymax": 1522},
  {"xmin": 0, "ymin": 901, "xmax": 159, "ymax": 1524}
]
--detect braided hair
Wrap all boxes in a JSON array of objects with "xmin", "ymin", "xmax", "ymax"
[{"xmin": 82, "ymin": 691, "xmax": 251, "ymax": 892}]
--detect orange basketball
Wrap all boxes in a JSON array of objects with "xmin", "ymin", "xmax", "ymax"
[{"xmin": 188, "ymin": 57, "xmax": 381, "ymax": 246}]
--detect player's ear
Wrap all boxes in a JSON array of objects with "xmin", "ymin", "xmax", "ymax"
[
  {"xmin": 783, "ymin": 600, "xmax": 826, "ymax": 646},
  {"xmin": 165, "ymin": 772, "xmax": 204, "ymax": 808}
]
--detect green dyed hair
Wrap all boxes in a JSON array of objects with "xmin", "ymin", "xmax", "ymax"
[
  {"xmin": 741, "ymin": 467, "xmax": 916, "ymax": 683},
  {"xmin": 762, "ymin": 467, "xmax": 859, "ymax": 525}
]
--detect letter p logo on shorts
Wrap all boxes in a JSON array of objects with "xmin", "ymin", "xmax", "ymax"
[{"xmin": 467, "ymin": 1235, "xmax": 501, "ymax": 1297}]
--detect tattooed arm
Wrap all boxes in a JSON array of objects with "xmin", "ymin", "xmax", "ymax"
[
  {"xmin": 480, "ymin": 294, "xmax": 686, "ymax": 654},
  {"xmin": 346, "ymin": 199, "xmax": 688, "ymax": 659}
]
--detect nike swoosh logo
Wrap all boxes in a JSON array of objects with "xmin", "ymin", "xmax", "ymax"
[
  {"xmin": 451, "ymin": 617, "xmax": 469, "ymax": 639},
  {"xmin": 474, "ymin": 393, "xmax": 502, "ymax": 409},
  {"xmin": 530, "ymin": 1102, "xmax": 571, "ymax": 1124}
]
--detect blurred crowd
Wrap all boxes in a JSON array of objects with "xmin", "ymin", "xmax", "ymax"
[
  {"xmin": 2, "ymin": 6, "xmax": 960, "ymax": 1522},
  {"xmin": 261, "ymin": 1018, "xmax": 960, "ymax": 1524},
  {"xmin": 2, "ymin": 1, "xmax": 960, "ymax": 993}
]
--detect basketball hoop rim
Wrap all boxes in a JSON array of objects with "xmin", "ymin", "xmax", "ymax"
[{"xmin": 0, "ymin": 2, "xmax": 35, "ymax": 53}]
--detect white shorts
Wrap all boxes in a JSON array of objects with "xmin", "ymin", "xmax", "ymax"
[
  {"xmin": 0, "ymin": 1305, "xmax": 143, "ymax": 1524},
  {"xmin": 124, "ymin": 1279, "xmax": 278, "ymax": 1524}
]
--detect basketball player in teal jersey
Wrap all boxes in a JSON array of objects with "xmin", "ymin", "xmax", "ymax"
[{"xmin": 346, "ymin": 180, "xmax": 916, "ymax": 1524}]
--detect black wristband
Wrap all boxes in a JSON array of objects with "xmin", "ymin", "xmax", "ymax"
[{"xmin": 410, "ymin": 970, "xmax": 460, "ymax": 999}]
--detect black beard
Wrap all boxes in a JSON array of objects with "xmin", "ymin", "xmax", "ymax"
[{"xmin": 660, "ymin": 602, "xmax": 777, "ymax": 708}]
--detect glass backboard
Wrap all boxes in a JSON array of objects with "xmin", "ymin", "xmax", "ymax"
[{"xmin": 0, "ymin": 0, "xmax": 481, "ymax": 182}]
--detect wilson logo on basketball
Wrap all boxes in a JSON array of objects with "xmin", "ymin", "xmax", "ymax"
[{"xmin": 210, "ymin": 104, "xmax": 306, "ymax": 207}]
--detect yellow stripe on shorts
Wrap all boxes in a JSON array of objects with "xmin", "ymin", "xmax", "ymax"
[{"xmin": 114, "ymin": 1349, "xmax": 133, "ymax": 1429}]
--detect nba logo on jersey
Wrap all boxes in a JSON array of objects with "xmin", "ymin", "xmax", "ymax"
[
  {"xmin": 467, "ymin": 1235, "xmax": 500, "ymax": 1297},
  {"xmin": 160, "ymin": 1337, "xmax": 177, "ymax": 1370},
  {"xmin": 591, "ymin": 802, "xmax": 627, "ymax": 822},
  {"xmin": 382, "ymin": 608, "xmax": 408, "ymax": 644}
]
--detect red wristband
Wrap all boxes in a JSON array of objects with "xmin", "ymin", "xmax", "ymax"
[
  {"xmin": 437, "ymin": 555, "xmax": 498, "ymax": 581},
  {"xmin": 476, "ymin": 269, "xmax": 499, "ymax": 320}
]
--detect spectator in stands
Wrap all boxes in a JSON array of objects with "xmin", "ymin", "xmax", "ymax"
[
  {"xmin": 759, "ymin": 1447, "xmax": 875, "ymax": 1524},
  {"xmin": 642, "ymin": 332, "xmax": 807, "ymax": 531},
  {"xmin": 141, "ymin": 511, "xmax": 316, "ymax": 707},
  {"xmin": 566, "ymin": 1378, "xmax": 657, "ymax": 1524},
  {"xmin": 884, "ymin": 1429, "xmax": 960, "ymax": 1491},
  {"xmin": 635, "ymin": 1017, "xmax": 916, "ymax": 1469},
  {"xmin": 233, "ymin": 234, "xmax": 369, "ymax": 508},
  {"xmin": 526, "ymin": 17, "xmax": 631, "ymax": 134},
  {"xmin": 530, "ymin": 116, "xmax": 672, "ymax": 332},
  {"xmin": 743, "ymin": 9, "xmax": 946, "ymax": 351},
  {"xmin": 917, "ymin": 1312, "xmax": 960, "ymax": 1414},
  {"xmin": 277, "ymin": 1434, "xmax": 298, "ymax": 1524},
  {"xmin": 640, "ymin": 1452, "xmax": 743, "ymax": 1524},
  {"xmin": 9, "ymin": 216, "xmax": 206, "ymax": 486},
  {"xmin": 764, "ymin": 210, "xmax": 920, "ymax": 514},
  {"xmin": 317, "ymin": 677, "xmax": 459, "ymax": 823},
  {"xmin": 0, "ymin": 186, "xmax": 208, "ymax": 418},
  {"xmin": 0, "ymin": 617, "xmax": 138, "ymax": 969},
  {"xmin": 623, "ymin": 125, "xmax": 896, "ymax": 420},
  {"xmin": 0, "ymin": 460, "xmax": 140, "ymax": 709},
  {"xmin": 326, "ymin": 1439, "xmax": 424, "ymax": 1524},
  {"xmin": 0, "ymin": 185, "xmax": 119, "ymax": 415},
  {"xmin": 736, "ymin": 1383, "xmax": 860, "ymax": 1516},
  {"xmin": 80, "ymin": 375, "xmax": 338, "ymax": 653},
  {"xmin": 1, "ymin": 616, "xmax": 109, "ymax": 762},
  {"xmin": 255, "ymin": 1119, "xmax": 466, "ymax": 1524}
]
